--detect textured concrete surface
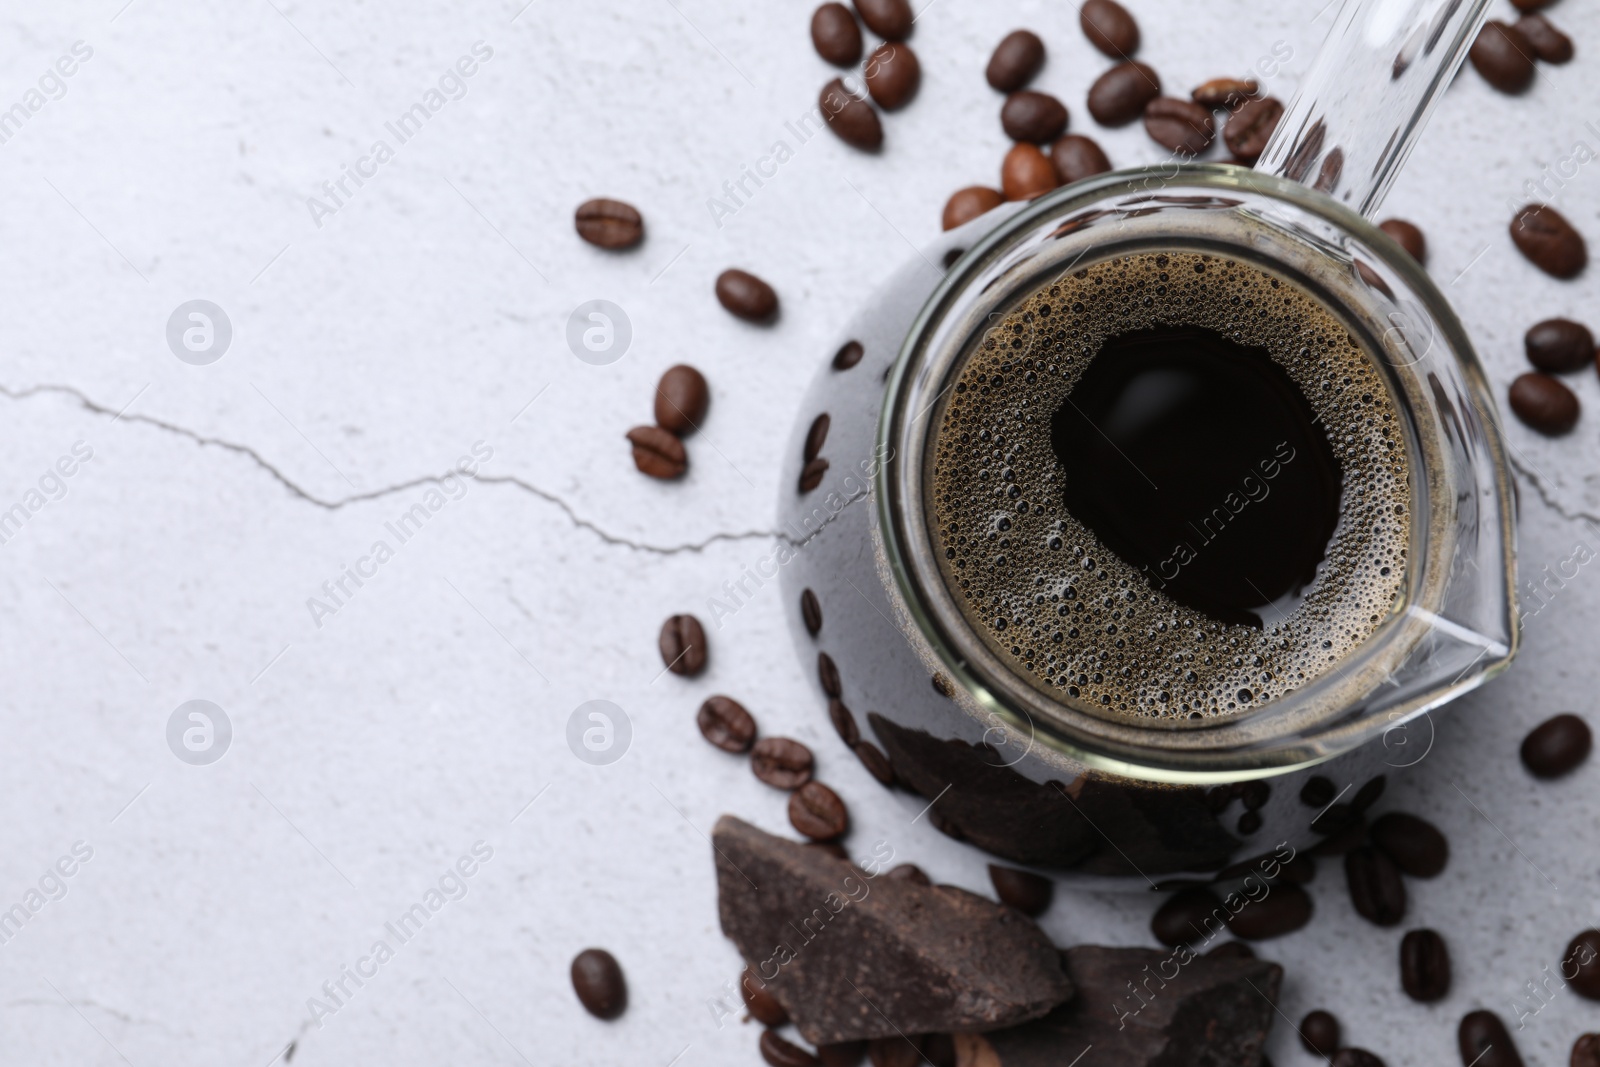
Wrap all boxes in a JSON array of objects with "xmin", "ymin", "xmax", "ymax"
[{"xmin": 0, "ymin": 1, "xmax": 1597, "ymax": 1065}]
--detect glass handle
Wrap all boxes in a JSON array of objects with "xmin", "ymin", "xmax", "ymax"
[{"xmin": 1256, "ymin": 0, "xmax": 1493, "ymax": 218}]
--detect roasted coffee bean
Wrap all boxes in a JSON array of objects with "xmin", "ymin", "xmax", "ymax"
[
  {"xmin": 940, "ymin": 247, "xmax": 963, "ymax": 268},
  {"xmin": 575, "ymin": 198, "xmax": 644, "ymax": 249},
  {"xmin": 803, "ymin": 413, "xmax": 831, "ymax": 464},
  {"xmin": 1229, "ymin": 882, "xmax": 1312, "ymax": 940},
  {"xmin": 659, "ymin": 613, "xmax": 707, "ymax": 675},
  {"xmin": 887, "ymin": 862, "xmax": 930, "ymax": 885},
  {"xmin": 1575, "ymin": 1034, "xmax": 1600, "ymax": 1067},
  {"xmin": 1516, "ymin": 14, "xmax": 1573, "ymax": 63},
  {"xmin": 987, "ymin": 30, "xmax": 1045, "ymax": 92},
  {"xmin": 789, "ymin": 780, "xmax": 849, "ymax": 840},
  {"xmin": 1080, "ymin": 0, "xmax": 1140, "ymax": 57},
  {"xmin": 1346, "ymin": 845, "xmax": 1406, "ymax": 926},
  {"xmin": 1151, "ymin": 886, "xmax": 1222, "ymax": 946},
  {"xmin": 716, "ymin": 268, "xmax": 779, "ymax": 322},
  {"xmin": 942, "ymin": 186, "xmax": 1004, "ymax": 231},
  {"xmin": 570, "ymin": 948, "xmax": 627, "ymax": 1019},
  {"xmin": 988, "ymin": 865, "xmax": 1053, "ymax": 916},
  {"xmin": 1521, "ymin": 713, "xmax": 1592, "ymax": 777},
  {"xmin": 818, "ymin": 651, "xmax": 842, "ymax": 697},
  {"xmin": 1050, "ymin": 134, "xmax": 1111, "ymax": 184},
  {"xmin": 818, "ymin": 1042, "xmax": 867, "ymax": 1067},
  {"xmin": 827, "ymin": 698, "xmax": 858, "ymax": 745},
  {"xmin": 1087, "ymin": 62, "xmax": 1161, "ymax": 126},
  {"xmin": 832, "ymin": 340, "xmax": 864, "ymax": 371},
  {"xmin": 1206, "ymin": 940, "xmax": 1256, "ymax": 959},
  {"xmin": 1333, "ymin": 1050, "xmax": 1386, "ymax": 1067},
  {"xmin": 762, "ymin": 1029, "xmax": 820, "ymax": 1067},
  {"xmin": 1525, "ymin": 320, "xmax": 1596, "ymax": 373},
  {"xmin": 1379, "ymin": 218, "xmax": 1428, "ymax": 265},
  {"xmin": 697, "ymin": 696, "xmax": 757, "ymax": 754},
  {"xmin": 655, "ymin": 364, "xmax": 709, "ymax": 434},
  {"xmin": 820, "ymin": 78, "xmax": 883, "ymax": 150},
  {"xmin": 1001, "ymin": 143, "xmax": 1058, "ymax": 200},
  {"xmin": 1280, "ymin": 855, "xmax": 1316, "ymax": 883},
  {"xmin": 1240, "ymin": 781, "xmax": 1270, "ymax": 811},
  {"xmin": 1143, "ymin": 96, "xmax": 1213, "ymax": 155},
  {"xmin": 741, "ymin": 967, "xmax": 788, "ymax": 1026},
  {"xmin": 1400, "ymin": 928, "xmax": 1451, "ymax": 1002},
  {"xmin": 1192, "ymin": 77, "xmax": 1258, "ymax": 109},
  {"xmin": 628, "ymin": 425, "xmax": 688, "ymax": 479},
  {"xmin": 864, "ymin": 42, "xmax": 920, "ymax": 110},
  {"xmin": 1300, "ymin": 1009, "xmax": 1340, "ymax": 1057},
  {"xmin": 1311, "ymin": 815, "xmax": 1368, "ymax": 857},
  {"xmin": 1459, "ymin": 1010, "xmax": 1523, "ymax": 1067},
  {"xmin": 1512, "ymin": 204, "xmax": 1588, "ymax": 278},
  {"xmin": 1002, "ymin": 90, "xmax": 1069, "ymax": 143},
  {"xmin": 799, "ymin": 457, "xmax": 830, "ymax": 492},
  {"xmin": 1471, "ymin": 21, "xmax": 1537, "ymax": 93},
  {"xmin": 915, "ymin": 1034, "xmax": 956, "ymax": 1067},
  {"xmin": 854, "ymin": 740, "xmax": 896, "ymax": 786},
  {"xmin": 752, "ymin": 737, "xmax": 815, "ymax": 789},
  {"xmin": 1370, "ymin": 812, "xmax": 1448, "ymax": 877},
  {"xmin": 811, "ymin": 2, "xmax": 863, "ymax": 66},
  {"xmin": 1569, "ymin": 930, "xmax": 1600, "ymax": 999},
  {"xmin": 1301, "ymin": 775, "xmax": 1336, "ymax": 807},
  {"xmin": 1352, "ymin": 774, "xmax": 1387, "ymax": 812},
  {"xmin": 867, "ymin": 1038, "xmax": 920, "ymax": 1067},
  {"xmin": 1509, "ymin": 372, "xmax": 1581, "ymax": 435},
  {"xmin": 852, "ymin": 0, "xmax": 912, "ymax": 40},
  {"xmin": 1223, "ymin": 95, "xmax": 1283, "ymax": 164},
  {"xmin": 801, "ymin": 589, "xmax": 823, "ymax": 637},
  {"xmin": 1232, "ymin": 810, "xmax": 1259, "ymax": 835},
  {"xmin": 1311, "ymin": 802, "xmax": 1357, "ymax": 835},
  {"xmin": 1511, "ymin": 0, "xmax": 1550, "ymax": 9}
]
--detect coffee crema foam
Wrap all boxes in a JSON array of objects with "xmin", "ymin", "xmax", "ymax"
[{"xmin": 927, "ymin": 250, "xmax": 1411, "ymax": 720}]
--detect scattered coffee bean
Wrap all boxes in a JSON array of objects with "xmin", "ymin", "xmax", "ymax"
[
  {"xmin": 1300, "ymin": 1009, "xmax": 1340, "ymax": 1057},
  {"xmin": 655, "ymin": 364, "xmax": 709, "ymax": 434},
  {"xmin": 1511, "ymin": 0, "xmax": 1550, "ymax": 9},
  {"xmin": 1050, "ymin": 134, "xmax": 1112, "ymax": 184},
  {"xmin": 820, "ymin": 78, "xmax": 883, "ymax": 150},
  {"xmin": 762, "ymin": 1029, "xmax": 820, "ymax": 1067},
  {"xmin": 986, "ymin": 30, "xmax": 1045, "ymax": 92},
  {"xmin": 659, "ymin": 613, "xmax": 707, "ymax": 675},
  {"xmin": 1400, "ymin": 928, "xmax": 1451, "ymax": 1002},
  {"xmin": 852, "ymin": 0, "xmax": 912, "ymax": 40},
  {"xmin": 1525, "ymin": 319, "xmax": 1595, "ymax": 373},
  {"xmin": 1280, "ymin": 855, "xmax": 1316, "ymax": 883},
  {"xmin": 1346, "ymin": 845, "xmax": 1406, "ymax": 926},
  {"xmin": 867, "ymin": 1038, "xmax": 919, "ymax": 1067},
  {"xmin": 1001, "ymin": 143, "xmax": 1058, "ymax": 200},
  {"xmin": 1516, "ymin": 13, "xmax": 1573, "ymax": 62},
  {"xmin": 743, "ymin": 967, "xmax": 789, "ymax": 1026},
  {"xmin": 828, "ymin": 698, "xmax": 859, "ymax": 745},
  {"xmin": 1370, "ymin": 812, "xmax": 1449, "ymax": 877},
  {"xmin": 865, "ymin": 42, "xmax": 920, "ymax": 110},
  {"xmin": 1301, "ymin": 775, "xmax": 1336, "ymax": 807},
  {"xmin": 940, "ymin": 249, "xmax": 961, "ymax": 272},
  {"xmin": 1312, "ymin": 802, "xmax": 1357, "ymax": 835},
  {"xmin": 1087, "ymin": 61, "xmax": 1161, "ymax": 126},
  {"xmin": 1311, "ymin": 815, "xmax": 1369, "ymax": 857},
  {"xmin": 1151, "ymin": 886, "xmax": 1222, "ymax": 946},
  {"xmin": 1470, "ymin": 21, "xmax": 1537, "ymax": 93},
  {"xmin": 1229, "ymin": 882, "xmax": 1312, "ymax": 940},
  {"xmin": 942, "ymin": 186, "xmax": 1005, "ymax": 230},
  {"xmin": 1333, "ymin": 1050, "xmax": 1386, "ymax": 1067},
  {"xmin": 1206, "ymin": 940, "xmax": 1256, "ymax": 959},
  {"xmin": 753, "ymin": 737, "xmax": 815, "ymax": 789},
  {"xmin": 698, "ymin": 696, "xmax": 757, "ymax": 754},
  {"xmin": 1191, "ymin": 77, "xmax": 1258, "ymax": 109},
  {"xmin": 1509, "ymin": 372, "xmax": 1580, "ymax": 435},
  {"xmin": 811, "ymin": 2, "xmax": 863, "ymax": 66},
  {"xmin": 916, "ymin": 1034, "xmax": 956, "ymax": 1067},
  {"xmin": 1459, "ymin": 1010, "xmax": 1523, "ymax": 1067},
  {"xmin": 988, "ymin": 865, "xmax": 1053, "ymax": 916},
  {"xmin": 800, "ymin": 456, "xmax": 831, "ymax": 492},
  {"xmin": 716, "ymin": 268, "xmax": 779, "ymax": 322},
  {"xmin": 804, "ymin": 413, "xmax": 831, "ymax": 464},
  {"xmin": 854, "ymin": 740, "xmax": 896, "ymax": 786},
  {"xmin": 1001, "ymin": 90, "xmax": 1069, "ymax": 143},
  {"xmin": 887, "ymin": 862, "xmax": 930, "ymax": 885},
  {"xmin": 801, "ymin": 589, "xmax": 823, "ymax": 636},
  {"xmin": 1223, "ymin": 95, "xmax": 1283, "ymax": 164},
  {"xmin": 1511, "ymin": 204, "xmax": 1588, "ymax": 278},
  {"xmin": 789, "ymin": 780, "xmax": 849, "ymax": 840},
  {"xmin": 832, "ymin": 340, "xmax": 865, "ymax": 370},
  {"xmin": 818, "ymin": 1041, "xmax": 868, "ymax": 1067},
  {"xmin": 1575, "ymin": 1034, "xmax": 1600, "ymax": 1067},
  {"xmin": 1144, "ymin": 96, "xmax": 1214, "ymax": 154},
  {"xmin": 571, "ymin": 948, "xmax": 627, "ymax": 1019},
  {"xmin": 575, "ymin": 198, "xmax": 644, "ymax": 249},
  {"xmin": 1080, "ymin": 0, "xmax": 1140, "ymax": 57},
  {"xmin": 1352, "ymin": 775, "xmax": 1386, "ymax": 812},
  {"xmin": 1521, "ymin": 713, "xmax": 1592, "ymax": 777},
  {"xmin": 1240, "ymin": 781, "xmax": 1270, "ymax": 811},
  {"xmin": 1378, "ymin": 219, "xmax": 1428, "ymax": 265},
  {"xmin": 1569, "ymin": 930, "xmax": 1600, "ymax": 999},
  {"xmin": 627, "ymin": 425, "xmax": 688, "ymax": 479},
  {"xmin": 1234, "ymin": 810, "xmax": 1261, "ymax": 835},
  {"xmin": 818, "ymin": 651, "xmax": 842, "ymax": 697}
]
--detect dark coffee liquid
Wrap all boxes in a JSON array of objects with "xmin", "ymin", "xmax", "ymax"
[{"xmin": 1050, "ymin": 326, "xmax": 1342, "ymax": 628}]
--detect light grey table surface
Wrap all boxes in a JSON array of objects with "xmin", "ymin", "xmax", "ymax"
[{"xmin": 0, "ymin": 1, "xmax": 1596, "ymax": 1064}]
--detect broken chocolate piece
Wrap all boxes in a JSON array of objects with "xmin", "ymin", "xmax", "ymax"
[
  {"xmin": 713, "ymin": 816, "xmax": 1074, "ymax": 1045},
  {"xmin": 985, "ymin": 945, "xmax": 1282, "ymax": 1067}
]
